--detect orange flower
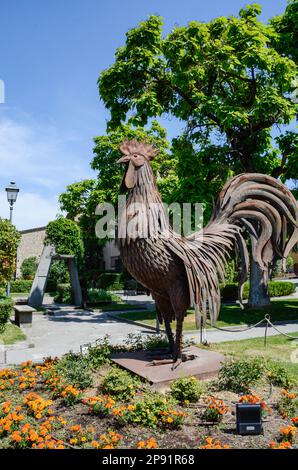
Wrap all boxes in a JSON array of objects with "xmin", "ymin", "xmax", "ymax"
[
  {"xmin": 70, "ymin": 424, "xmax": 82, "ymax": 432},
  {"xmin": 11, "ymin": 431, "xmax": 22, "ymax": 443},
  {"xmin": 200, "ymin": 437, "xmax": 229, "ymax": 449},
  {"xmin": 137, "ymin": 438, "xmax": 158, "ymax": 449},
  {"xmin": 291, "ymin": 417, "xmax": 298, "ymax": 426}
]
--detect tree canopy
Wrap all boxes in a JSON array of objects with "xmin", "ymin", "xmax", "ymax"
[
  {"xmin": 45, "ymin": 217, "xmax": 84, "ymax": 261},
  {"xmin": 270, "ymin": 0, "xmax": 298, "ymax": 65},
  {"xmin": 58, "ymin": 3, "xmax": 297, "ymax": 289},
  {"xmin": 98, "ymin": 3, "xmax": 297, "ymax": 216}
]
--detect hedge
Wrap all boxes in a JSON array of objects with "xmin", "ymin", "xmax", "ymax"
[
  {"xmin": 0, "ymin": 297, "xmax": 13, "ymax": 333},
  {"xmin": 10, "ymin": 280, "xmax": 33, "ymax": 293},
  {"xmin": 0, "ymin": 280, "xmax": 33, "ymax": 293},
  {"xmin": 87, "ymin": 288, "xmax": 123, "ymax": 303},
  {"xmin": 221, "ymin": 281, "xmax": 295, "ymax": 301},
  {"xmin": 98, "ymin": 273, "xmax": 123, "ymax": 291}
]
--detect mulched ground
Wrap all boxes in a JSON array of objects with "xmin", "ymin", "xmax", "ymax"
[{"xmin": 0, "ymin": 360, "xmax": 297, "ymax": 450}]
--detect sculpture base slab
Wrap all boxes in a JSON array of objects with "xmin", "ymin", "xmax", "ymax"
[{"xmin": 111, "ymin": 346, "xmax": 225, "ymax": 391}]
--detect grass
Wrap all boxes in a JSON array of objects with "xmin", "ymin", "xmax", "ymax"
[
  {"xmin": 116, "ymin": 299, "xmax": 298, "ymax": 331},
  {"xmin": 0, "ymin": 323, "xmax": 26, "ymax": 344},
  {"xmin": 98, "ymin": 303, "xmax": 148, "ymax": 312},
  {"xmin": 207, "ymin": 331, "xmax": 298, "ymax": 377}
]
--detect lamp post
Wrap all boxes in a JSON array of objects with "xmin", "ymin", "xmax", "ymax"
[
  {"xmin": 5, "ymin": 181, "xmax": 19, "ymax": 222},
  {"xmin": 5, "ymin": 181, "xmax": 19, "ymax": 296}
]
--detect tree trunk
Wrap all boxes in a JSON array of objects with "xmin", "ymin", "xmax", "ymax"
[{"xmin": 248, "ymin": 257, "xmax": 271, "ymax": 308}]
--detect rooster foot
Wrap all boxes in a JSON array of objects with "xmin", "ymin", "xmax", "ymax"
[
  {"xmin": 171, "ymin": 353, "xmax": 197, "ymax": 371},
  {"xmin": 149, "ymin": 358, "xmax": 173, "ymax": 366}
]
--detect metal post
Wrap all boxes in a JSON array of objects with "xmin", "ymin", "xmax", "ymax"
[
  {"xmin": 156, "ymin": 308, "xmax": 160, "ymax": 334},
  {"xmin": 264, "ymin": 314, "xmax": 270, "ymax": 347},
  {"xmin": 200, "ymin": 316, "xmax": 203, "ymax": 344},
  {"xmin": 6, "ymin": 204, "xmax": 13, "ymax": 297}
]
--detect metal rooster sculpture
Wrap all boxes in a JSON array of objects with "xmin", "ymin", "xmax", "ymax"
[{"xmin": 117, "ymin": 140, "xmax": 298, "ymax": 366}]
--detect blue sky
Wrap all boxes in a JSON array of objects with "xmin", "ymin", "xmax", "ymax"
[{"xmin": 0, "ymin": 0, "xmax": 289, "ymax": 229}]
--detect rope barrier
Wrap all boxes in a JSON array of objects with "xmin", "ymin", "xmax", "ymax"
[
  {"xmin": 202, "ymin": 313, "xmax": 298, "ymax": 350},
  {"xmin": 78, "ymin": 313, "xmax": 298, "ymax": 354},
  {"xmin": 205, "ymin": 317, "xmax": 267, "ymax": 333},
  {"xmin": 265, "ymin": 317, "xmax": 298, "ymax": 341}
]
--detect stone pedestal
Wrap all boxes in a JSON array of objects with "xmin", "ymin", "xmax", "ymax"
[
  {"xmin": 111, "ymin": 346, "xmax": 224, "ymax": 391},
  {"xmin": 14, "ymin": 305, "xmax": 35, "ymax": 327}
]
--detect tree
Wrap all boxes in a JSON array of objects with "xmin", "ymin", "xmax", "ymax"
[
  {"xmin": 0, "ymin": 218, "xmax": 20, "ymax": 286},
  {"xmin": 45, "ymin": 217, "xmax": 84, "ymax": 260},
  {"xmin": 98, "ymin": 4, "xmax": 298, "ymax": 307},
  {"xmin": 270, "ymin": 0, "xmax": 298, "ymax": 64}
]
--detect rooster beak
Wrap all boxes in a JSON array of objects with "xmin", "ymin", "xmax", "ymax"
[{"xmin": 117, "ymin": 155, "xmax": 130, "ymax": 164}]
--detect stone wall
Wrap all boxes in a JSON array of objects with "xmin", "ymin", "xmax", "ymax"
[
  {"xmin": 16, "ymin": 227, "xmax": 46, "ymax": 277},
  {"xmin": 16, "ymin": 227, "xmax": 121, "ymax": 278}
]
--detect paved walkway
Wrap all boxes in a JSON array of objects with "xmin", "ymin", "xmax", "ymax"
[
  {"xmin": 1, "ymin": 277, "xmax": 297, "ymax": 365},
  {"xmin": 1, "ymin": 309, "xmax": 152, "ymax": 365},
  {"xmin": 1, "ymin": 306, "xmax": 298, "ymax": 365}
]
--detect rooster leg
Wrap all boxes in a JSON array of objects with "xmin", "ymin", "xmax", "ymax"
[
  {"xmin": 172, "ymin": 317, "xmax": 183, "ymax": 369},
  {"xmin": 164, "ymin": 317, "xmax": 175, "ymax": 354},
  {"xmin": 147, "ymin": 296, "xmax": 175, "ymax": 357},
  {"xmin": 172, "ymin": 315, "xmax": 196, "ymax": 370}
]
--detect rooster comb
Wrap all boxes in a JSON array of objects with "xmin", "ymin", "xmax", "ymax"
[{"xmin": 119, "ymin": 139, "xmax": 159, "ymax": 160}]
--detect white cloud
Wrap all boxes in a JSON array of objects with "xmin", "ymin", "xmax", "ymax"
[
  {"xmin": 0, "ymin": 108, "xmax": 95, "ymax": 230},
  {"xmin": 0, "ymin": 191, "xmax": 60, "ymax": 230},
  {"xmin": 0, "ymin": 112, "xmax": 94, "ymax": 190}
]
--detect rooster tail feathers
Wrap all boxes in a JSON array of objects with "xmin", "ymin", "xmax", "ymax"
[
  {"xmin": 168, "ymin": 174, "xmax": 297, "ymax": 329},
  {"xmin": 212, "ymin": 173, "xmax": 298, "ymax": 271}
]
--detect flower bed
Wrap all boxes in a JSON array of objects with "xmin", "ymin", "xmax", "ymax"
[{"xmin": 0, "ymin": 342, "xmax": 297, "ymax": 450}]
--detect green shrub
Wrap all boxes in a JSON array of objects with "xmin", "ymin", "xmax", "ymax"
[
  {"xmin": 276, "ymin": 390, "xmax": 298, "ymax": 418},
  {"xmin": 268, "ymin": 281, "xmax": 295, "ymax": 297},
  {"xmin": 220, "ymin": 281, "xmax": 295, "ymax": 301},
  {"xmin": 87, "ymin": 335, "xmax": 112, "ymax": 368},
  {"xmin": 46, "ymin": 260, "xmax": 69, "ymax": 292},
  {"xmin": 56, "ymin": 352, "xmax": 93, "ymax": 389},
  {"xmin": 218, "ymin": 358, "xmax": 264, "ymax": 393},
  {"xmin": 54, "ymin": 283, "xmax": 73, "ymax": 304},
  {"xmin": 0, "ymin": 297, "xmax": 13, "ymax": 333},
  {"xmin": 117, "ymin": 393, "xmax": 184, "ymax": 429},
  {"xmin": 265, "ymin": 361, "xmax": 294, "ymax": 388},
  {"xmin": 170, "ymin": 376, "xmax": 204, "ymax": 403},
  {"xmin": 99, "ymin": 273, "xmax": 123, "ymax": 291},
  {"xmin": 142, "ymin": 334, "xmax": 169, "ymax": 351},
  {"xmin": 87, "ymin": 288, "xmax": 123, "ymax": 303},
  {"xmin": 123, "ymin": 333, "xmax": 169, "ymax": 351},
  {"xmin": 87, "ymin": 288, "xmax": 113, "ymax": 302},
  {"xmin": 21, "ymin": 256, "xmax": 38, "ymax": 280},
  {"xmin": 100, "ymin": 367, "xmax": 140, "ymax": 401},
  {"xmin": 10, "ymin": 279, "xmax": 32, "ymax": 293}
]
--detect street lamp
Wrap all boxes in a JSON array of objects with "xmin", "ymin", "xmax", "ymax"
[
  {"xmin": 5, "ymin": 181, "xmax": 19, "ymax": 296},
  {"xmin": 5, "ymin": 181, "xmax": 19, "ymax": 222}
]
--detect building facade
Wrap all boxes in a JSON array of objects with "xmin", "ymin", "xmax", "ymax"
[
  {"xmin": 16, "ymin": 227, "xmax": 46, "ymax": 277},
  {"xmin": 16, "ymin": 227, "xmax": 121, "ymax": 277}
]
